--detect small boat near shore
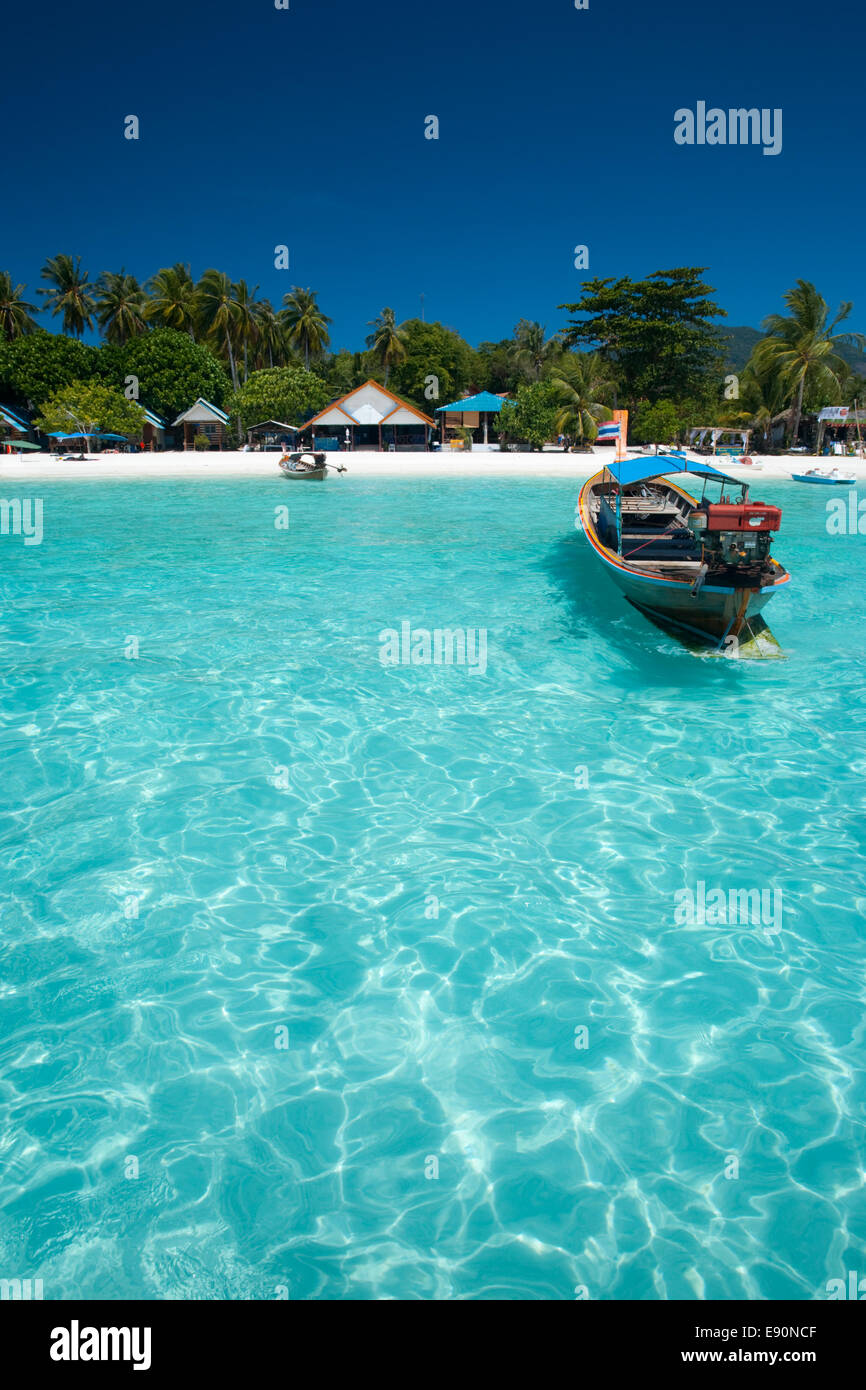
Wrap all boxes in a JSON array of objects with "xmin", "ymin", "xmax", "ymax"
[
  {"xmin": 278, "ymin": 450, "xmax": 347, "ymax": 481},
  {"xmin": 790, "ymin": 466, "xmax": 855, "ymax": 486},
  {"xmin": 577, "ymin": 456, "xmax": 790, "ymax": 658}
]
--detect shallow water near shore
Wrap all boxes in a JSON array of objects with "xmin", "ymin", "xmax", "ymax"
[{"xmin": 1, "ymin": 476, "xmax": 865, "ymax": 1300}]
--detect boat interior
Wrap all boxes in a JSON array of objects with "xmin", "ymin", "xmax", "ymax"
[{"xmin": 589, "ymin": 480, "xmax": 703, "ymax": 571}]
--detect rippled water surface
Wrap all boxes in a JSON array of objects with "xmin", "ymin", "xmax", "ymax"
[{"xmin": 1, "ymin": 475, "xmax": 865, "ymax": 1300}]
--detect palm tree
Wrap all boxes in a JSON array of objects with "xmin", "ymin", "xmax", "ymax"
[
  {"xmin": 719, "ymin": 361, "xmax": 788, "ymax": 452},
  {"xmin": 365, "ymin": 307, "xmax": 407, "ymax": 385},
  {"xmin": 279, "ymin": 287, "xmax": 331, "ymax": 369},
  {"xmin": 38, "ymin": 254, "xmax": 95, "ymax": 337},
  {"xmin": 94, "ymin": 270, "xmax": 148, "ymax": 345},
  {"xmin": 751, "ymin": 280, "xmax": 865, "ymax": 446},
  {"xmin": 550, "ymin": 352, "xmax": 613, "ymax": 447},
  {"xmin": 0, "ymin": 272, "xmax": 38, "ymax": 340},
  {"xmin": 232, "ymin": 280, "xmax": 261, "ymax": 382},
  {"xmin": 195, "ymin": 270, "xmax": 242, "ymax": 390},
  {"xmin": 145, "ymin": 263, "xmax": 197, "ymax": 338},
  {"xmin": 512, "ymin": 319, "xmax": 557, "ymax": 381},
  {"xmin": 251, "ymin": 299, "xmax": 283, "ymax": 369}
]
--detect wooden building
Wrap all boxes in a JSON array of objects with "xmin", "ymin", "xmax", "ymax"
[
  {"xmin": 172, "ymin": 398, "xmax": 230, "ymax": 449},
  {"xmin": 436, "ymin": 390, "xmax": 514, "ymax": 447}
]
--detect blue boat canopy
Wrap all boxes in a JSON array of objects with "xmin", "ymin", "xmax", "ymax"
[
  {"xmin": 436, "ymin": 391, "xmax": 513, "ymax": 414},
  {"xmin": 604, "ymin": 454, "xmax": 735, "ymax": 488}
]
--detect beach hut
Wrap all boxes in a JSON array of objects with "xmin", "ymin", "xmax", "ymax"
[
  {"xmin": 0, "ymin": 403, "xmax": 32, "ymax": 445},
  {"xmin": 436, "ymin": 390, "xmax": 513, "ymax": 447},
  {"xmin": 298, "ymin": 380, "xmax": 434, "ymax": 451},
  {"xmin": 172, "ymin": 398, "xmax": 230, "ymax": 450},
  {"xmin": 816, "ymin": 405, "xmax": 866, "ymax": 457},
  {"xmin": 686, "ymin": 426, "xmax": 750, "ymax": 457},
  {"xmin": 142, "ymin": 408, "xmax": 167, "ymax": 450},
  {"xmin": 246, "ymin": 420, "xmax": 300, "ymax": 450}
]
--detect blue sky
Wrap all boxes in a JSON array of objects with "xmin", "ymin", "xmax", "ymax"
[{"xmin": 2, "ymin": 0, "xmax": 863, "ymax": 349}]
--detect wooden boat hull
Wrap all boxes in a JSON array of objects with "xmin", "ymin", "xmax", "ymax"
[
  {"xmin": 578, "ymin": 469, "xmax": 790, "ymax": 651},
  {"xmin": 611, "ymin": 558, "xmax": 780, "ymax": 637},
  {"xmin": 279, "ymin": 466, "xmax": 326, "ymax": 480}
]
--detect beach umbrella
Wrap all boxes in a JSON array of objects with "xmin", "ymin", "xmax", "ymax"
[{"xmin": 1, "ymin": 438, "xmax": 41, "ymax": 450}]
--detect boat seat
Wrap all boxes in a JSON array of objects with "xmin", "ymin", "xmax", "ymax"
[
  {"xmin": 620, "ymin": 511, "xmax": 684, "ymax": 528},
  {"xmin": 621, "ymin": 531, "xmax": 698, "ymax": 561},
  {"xmin": 621, "ymin": 527, "xmax": 693, "ymax": 542}
]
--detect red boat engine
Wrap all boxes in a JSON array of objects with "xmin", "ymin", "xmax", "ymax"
[{"xmin": 687, "ymin": 500, "xmax": 782, "ymax": 573}]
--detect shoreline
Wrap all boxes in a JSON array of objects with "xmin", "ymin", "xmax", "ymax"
[{"xmin": 2, "ymin": 447, "xmax": 865, "ymax": 483}]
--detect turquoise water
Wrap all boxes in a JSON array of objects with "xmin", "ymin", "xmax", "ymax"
[{"xmin": 1, "ymin": 475, "xmax": 865, "ymax": 1300}]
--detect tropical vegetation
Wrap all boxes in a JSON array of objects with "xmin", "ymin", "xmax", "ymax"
[
  {"xmin": 1, "ymin": 255, "xmax": 863, "ymax": 451},
  {"xmin": 366, "ymin": 308, "xmax": 408, "ymax": 385},
  {"xmin": 34, "ymin": 381, "xmax": 145, "ymax": 445},
  {"xmin": 229, "ymin": 367, "xmax": 332, "ymax": 433},
  {"xmin": 0, "ymin": 272, "xmax": 37, "ymax": 341},
  {"xmin": 549, "ymin": 353, "xmax": 613, "ymax": 447},
  {"xmin": 748, "ymin": 280, "xmax": 865, "ymax": 446},
  {"xmin": 497, "ymin": 381, "xmax": 561, "ymax": 451}
]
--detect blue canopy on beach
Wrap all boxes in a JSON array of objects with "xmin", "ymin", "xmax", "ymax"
[
  {"xmin": 604, "ymin": 455, "xmax": 733, "ymax": 488},
  {"xmin": 436, "ymin": 391, "xmax": 513, "ymax": 414},
  {"xmin": 46, "ymin": 430, "xmax": 129, "ymax": 440}
]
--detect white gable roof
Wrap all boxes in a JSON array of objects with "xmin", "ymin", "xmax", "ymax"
[
  {"xmin": 300, "ymin": 380, "xmax": 434, "ymax": 431},
  {"xmin": 172, "ymin": 398, "xmax": 229, "ymax": 426},
  {"xmin": 341, "ymin": 382, "xmax": 398, "ymax": 423},
  {"xmin": 352, "ymin": 401, "xmax": 385, "ymax": 424},
  {"xmin": 314, "ymin": 406, "xmax": 355, "ymax": 426}
]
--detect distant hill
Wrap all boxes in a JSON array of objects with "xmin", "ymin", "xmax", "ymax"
[
  {"xmin": 720, "ymin": 326, "xmax": 762, "ymax": 371},
  {"xmin": 722, "ymin": 325, "xmax": 866, "ymax": 376}
]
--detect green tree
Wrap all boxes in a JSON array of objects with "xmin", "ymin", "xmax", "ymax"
[
  {"xmin": 474, "ymin": 339, "xmax": 523, "ymax": 394},
  {"xmin": 251, "ymin": 299, "xmax": 284, "ymax": 370},
  {"xmin": 549, "ymin": 352, "xmax": 613, "ymax": 445},
  {"xmin": 229, "ymin": 366, "xmax": 331, "ymax": 431},
  {"xmin": 233, "ymin": 280, "xmax": 262, "ymax": 382},
  {"xmin": 0, "ymin": 330, "xmax": 100, "ymax": 407},
  {"xmin": 322, "ymin": 349, "xmax": 368, "ymax": 397},
  {"xmin": 366, "ymin": 307, "xmax": 408, "ymax": 384},
  {"xmin": 0, "ymin": 272, "xmax": 38, "ymax": 341},
  {"xmin": 714, "ymin": 361, "xmax": 788, "ymax": 451},
  {"xmin": 512, "ymin": 319, "xmax": 559, "ymax": 382},
  {"xmin": 144, "ymin": 263, "xmax": 198, "ymax": 339},
  {"xmin": 35, "ymin": 380, "xmax": 145, "ymax": 447},
  {"xmin": 96, "ymin": 327, "xmax": 231, "ymax": 422},
  {"xmin": 631, "ymin": 399, "xmax": 683, "ymax": 446},
  {"xmin": 497, "ymin": 380, "xmax": 560, "ymax": 451},
  {"xmin": 38, "ymin": 254, "xmax": 95, "ymax": 337},
  {"xmin": 560, "ymin": 268, "xmax": 726, "ymax": 408},
  {"xmin": 750, "ymin": 280, "xmax": 865, "ymax": 445},
  {"xmin": 94, "ymin": 270, "xmax": 148, "ymax": 345},
  {"xmin": 195, "ymin": 270, "xmax": 242, "ymax": 390},
  {"xmin": 279, "ymin": 287, "xmax": 332, "ymax": 370},
  {"xmin": 388, "ymin": 319, "xmax": 475, "ymax": 408}
]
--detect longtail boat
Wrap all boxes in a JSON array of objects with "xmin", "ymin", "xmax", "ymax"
[
  {"xmin": 577, "ymin": 455, "xmax": 790, "ymax": 658},
  {"xmin": 278, "ymin": 450, "xmax": 347, "ymax": 480}
]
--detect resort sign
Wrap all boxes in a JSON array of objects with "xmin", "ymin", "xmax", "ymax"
[{"xmin": 818, "ymin": 406, "xmax": 850, "ymax": 421}]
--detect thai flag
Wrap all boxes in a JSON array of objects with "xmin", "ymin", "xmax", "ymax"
[{"xmin": 597, "ymin": 422, "xmax": 620, "ymax": 439}]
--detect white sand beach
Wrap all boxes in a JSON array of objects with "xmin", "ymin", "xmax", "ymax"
[{"xmin": 2, "ymin": 447, "xmax": 866, "ymax": 483}]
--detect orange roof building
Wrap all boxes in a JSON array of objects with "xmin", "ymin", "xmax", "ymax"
[{"xmin": 299, "ymin": 380, "xmax": 434, "ymax": 451}]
